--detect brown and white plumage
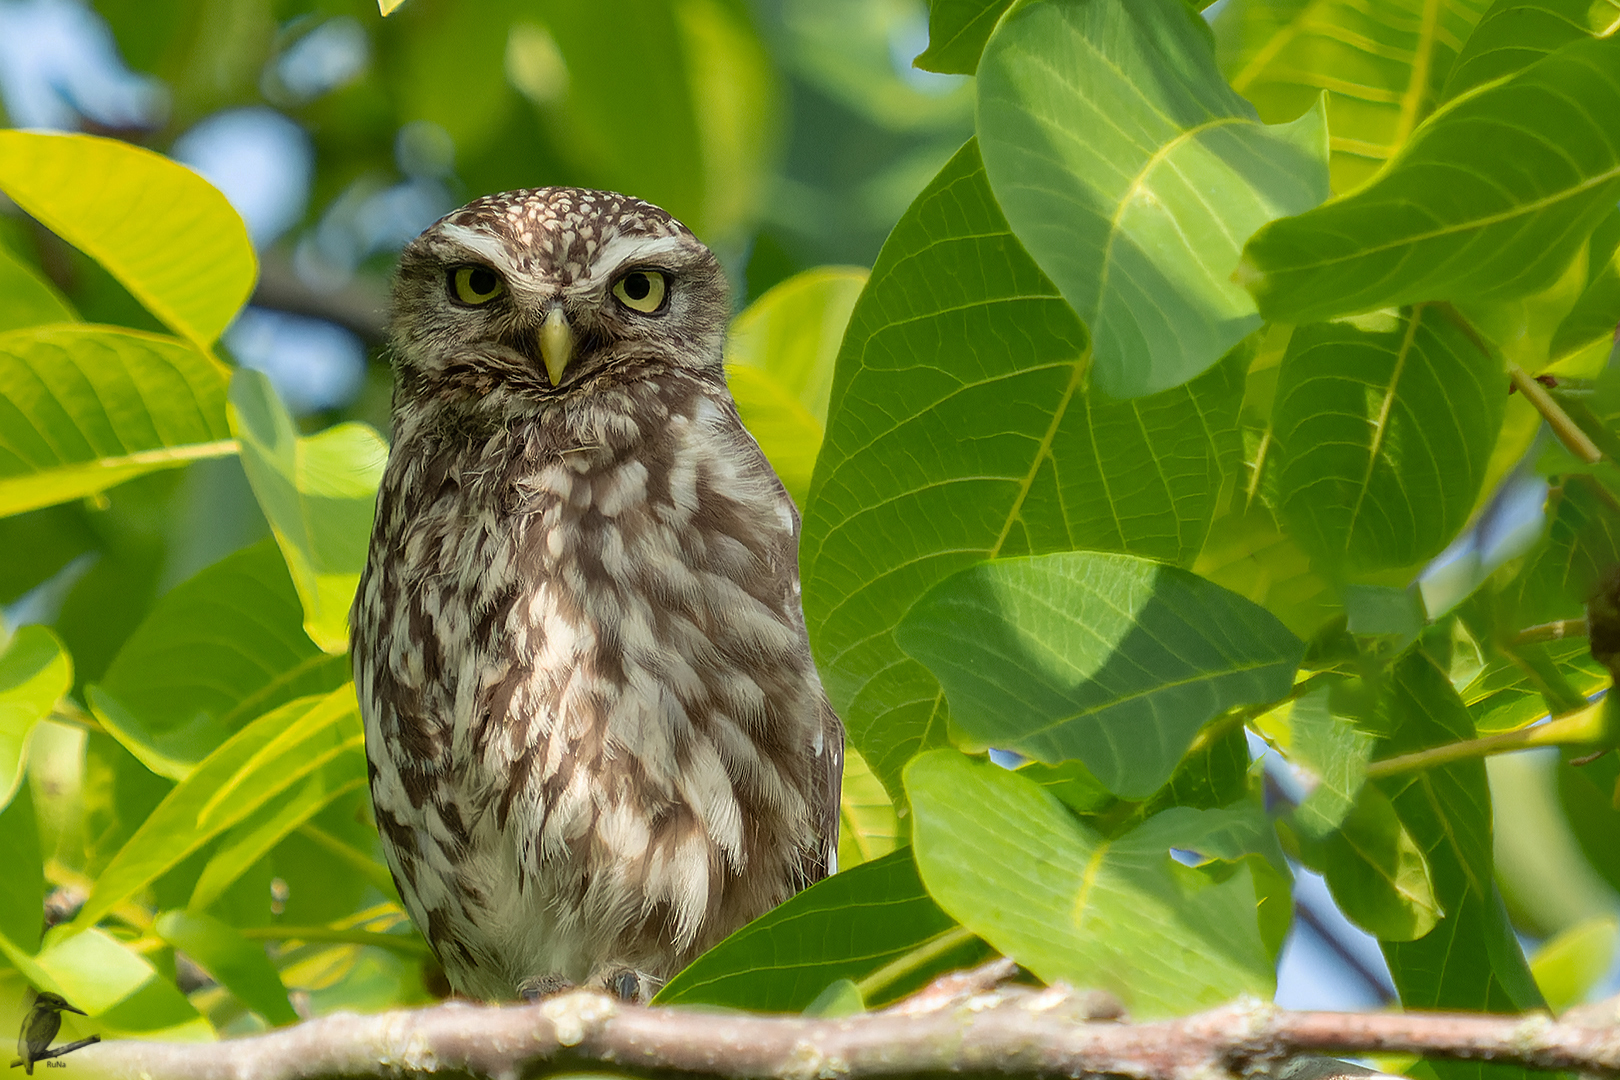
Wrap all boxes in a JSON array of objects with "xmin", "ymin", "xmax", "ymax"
[{"xmin": 350, "ymin": 188, "xmax": 842, "ymax": 1002}]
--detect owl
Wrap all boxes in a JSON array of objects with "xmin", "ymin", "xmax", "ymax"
[{"xmin": 350, "ymin": 187, "xmax": 844, "ymax": 1003}]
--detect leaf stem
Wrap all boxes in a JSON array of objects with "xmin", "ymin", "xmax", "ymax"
[
  {"xmin": 1514, "ymin": 618, "xmax": 1590, "ymax": 645},
  {"xmin": 1364, "ymin": 697, "xmax": 1610, "ymax": 780},
  {"xmin": 1508, "ymin": 365, "xmax": 1602, "ymax": 464}
]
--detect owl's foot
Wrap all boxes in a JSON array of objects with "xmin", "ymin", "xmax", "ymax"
[
  {"xmin": 589, "ymin": 965, "xmax": 659, "ymax": 1003},
  {"xmin": 516, "ymin": 974, "xmax": 574, "ymax": 1002}
]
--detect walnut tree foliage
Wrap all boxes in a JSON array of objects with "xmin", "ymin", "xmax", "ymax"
[{"xmin": 2, "ymin": 0, "xmax": 1620, "ymax": 1062}]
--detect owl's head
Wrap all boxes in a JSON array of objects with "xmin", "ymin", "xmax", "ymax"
[{"xmin": 390, "ymin": 187, "xmax": 728, "ymax": 404}]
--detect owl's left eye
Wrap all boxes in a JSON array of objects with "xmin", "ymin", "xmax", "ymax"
[
  {"xmin": 450, "ymin": 265, "xmax": 505, "ymax": 305},
  {"xmin": 612, "ymin": 270, "xmax": 667, "ymax": 314}
]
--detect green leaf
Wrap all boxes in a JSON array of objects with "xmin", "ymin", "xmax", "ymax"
[
  {"xmin": 896, "ymin": 552, "xmax": 1302, "ymax": 798},
  {"xmin": 71, "ymin": 686, "xmax": 364, "ymax": 933},
  {"xmin": 1462, "ymin": 638, "xmax": 1607, "ymax": 734},
  {"xmin": 915, "ymin": 0, "xmax": 1014, "ymax": 73},
  {"xmin": 89, "ymin": 541, "xmax": 350, "ymax": 780},
  {"xmin": 837, "ymin": 745, "xmax": 901, "ymax": 871},
  {"xmin": 1530, "ymin": 915, "xmax": 1618, "ymax": 1014},
  {"xmin": 1287, "ymin": 686, "xmax": 1377, "ymax": 835},
  {"xmin": 0, "ymin": 241, "xmax": 77, "ymax": 333},
  {"xmin": 656, "ymin": 848, "xmax": 990, "ymax": 1011},
  {"xmin": 1376, "ymin": 651, "xmax": 1545, "ymax": 1016},
  {"xmin": 0, "ymin": 131, "xmax": 255, "ymax": 349},
  {"xmin": 1239, "ymin": 32, "xmax": 1620, "ymax": 323},
  {"xmin": 524, "ymin": 0, "xmax": 779, "ymax": 242},
  {"xmin": 0, "ymin": 926, "xmax": 211, "ymax": 1038},
  {"xmin": 977, "ymin": 0, "xmax": 1329, "ymax": 398},
  {"xmin": 155, "ymin": 909, "xmax": 299, "ymax": 1026},
  {"xmin": 1507, "ymin": 476, "xmax": 1620, "ymax": 627},
  {"xmin": 0, "ymin": 626, "xmax": 70, "ymax": 811},
  {"xmin": 1558, "ymin": 747, "xmax": 1620, "ymax": 898},
  {"xmin": 229, "ymin": 371, "xmax": 387, "ymax": 654},
  {"xmin": 0, "ymin": 784, "xmax": 43, "ymax": 954},
  {"xmin": 1269, "ymin": 307, "xmax": 1505, "ymax": 573},
  {"xmin": 801, "ymin": 140, "xmax": 1245, "ymax": 796},
  {"xmin": 726, "ymin": 266, "xmax": 867, "ymax": 506},
  {"xmin": 1442, "ymin": 0, "xmax": 1620, "ymax": 102},
  {"xmin": 1291, "ymin": 783, "xmax": 1441, "ymax": 941},
  {"xmin": 188, "ymin": 765, "xmax": 369, "ymax": 912},
  {"xmin": 907, "ymin": 750, "xmax": 1277, "ymax": 1017},
  {"xmin": 1215, "ymin": 0, "xmax": 1491, "ymax": 193},
  {"xmin": 1551, "ymin": 204, "xmax": 1620, "ymax": 360},
  {"xmin": 0, "ymin": 325, "xmax": 235, "ymax": 517}
]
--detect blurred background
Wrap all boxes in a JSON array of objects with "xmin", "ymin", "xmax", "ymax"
[{"xmin": 0, "ymin": 0, "xmax": 1611, "ymax": 1027}]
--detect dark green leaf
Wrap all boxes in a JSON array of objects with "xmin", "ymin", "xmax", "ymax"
[
  {"xmin": 0, "ymin": 783, "xmax": 43, "ymax": 953},
  {"xmin": 977, "ymin": 0, "xmax": 1328, "ymax": 397},
  {"xmin": 896, "ymin": 552, "xmax": 1302, "ymax": 798},
  {"xmin": 90, "ymin": 540, "xmax": 350, "ymax": 780},
  {"xmin": 1240, "ymin": 32, "xmax": 1620, "ymax": 323},
  {"xmin": 801, "ymin": 140, "xmax": 1245, "ymax": 796},
  {"xmin": 657, "ymin": 848, "xmax": 989, "ymax": 1011},
  {"xmin": 1270, "ymin": 307, "xmax": 1504, "ymax": 573},
  {"xmin": 908, "ymin": 750, "xmax": 1277, "ymax": 1017}
]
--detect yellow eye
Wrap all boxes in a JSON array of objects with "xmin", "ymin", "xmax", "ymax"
[
  {"xmin": 612, "ymin": 270, "xmax": 666, "ymax": 313},
  {"xmin": 451, "ymin": 265, "xmax": 505, "ymax": 305}
]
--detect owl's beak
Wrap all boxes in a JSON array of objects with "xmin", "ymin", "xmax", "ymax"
[{"xmin": 540, "ymin": 306, "xmax": 574, "ymax": 386}]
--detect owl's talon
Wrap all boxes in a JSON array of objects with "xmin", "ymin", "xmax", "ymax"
[{"xmin": 517, "ymin": 974, "xmax": 573, "ymax": 1002}]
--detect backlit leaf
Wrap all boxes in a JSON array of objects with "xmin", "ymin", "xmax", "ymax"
[
  {"xmin": 1269, "ymin": 307, "xmax": 1504, "ymax": 573},
  {"xmin": 155, "ymin": 909, "xmax": 299, "ymax": 1026},
  {"xmin": 0, "ymin": 131, "xmax": 255, "ymax": 349},
  {"xmin": 1442, "ymin": 0, "xmax": 1620, "ymax": 101},
  {"xmin": 914, "ymin": 0, "xmax": 1014, "ymax": 73},
  {"xmin": 977, "ymin": 0, "xmax": 1329, "ymax": 397},
  {"xmin": 0, "ymin": 325, "xmax": 234, "ymax": 517},
  {"xmin": 1240, "ymin": 32, "xmax": 1620, "ymax": 323},
  {"xmin": 908, "ymin": 750, "xmax": 1277, "ymax": 1017},
  {"xmin": 0, "ymin": 626, "xmax": 70, "ymax": 811},
  {"xmin": 229, "ymin": 370, "xmax": 387, "ymax": 654},
  {"xmin": 0, "ymin": 240, "xmax": 77, "ymax": 333}
]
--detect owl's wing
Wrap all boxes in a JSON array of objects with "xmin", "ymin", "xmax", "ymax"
[{"xmin": 817, "ymin": 695, "xmax": 846, "ymax": 879}]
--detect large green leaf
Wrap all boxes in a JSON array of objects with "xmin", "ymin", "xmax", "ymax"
[
  {"xmin": 0, "ymin": 626, "xmax": 70, "ymax": 812},
  {"xmin": 1240, "ymin": 32, "xmax": 1620, "ymax": 323},
  {"xmin": 726, "ymin": 266, "xmax": 867, "ymax": 506},
  {"xmin": 0, "ymin": 785, "xmax": 43, "ymax": 953},
  {"xmin": 0, "ymin": 325, "xmax": 235, "ymax": 517},
  {"xmin": 977, "ymin": 0, "xmax": 1329, "ymax": 398},
  {"xmin": 1376, "ymin": 652, "xmax": 1545, "ymax": 1019},
  {"xmin": 801, "ymin": 140, "xmax": 1245, "ymax": 796},
  {"xmin": 657, "ymin": 848, "xmax": 989, "ymax": 1011},
  {"xmin": 1550, "ymin": 204, "xmax": 1620, "ymax": 360},
  {"xmin": 0, "ymin": 131, "xmax": 255, "ymax": 349},
  {"xmin": 1269, "ymin": 307, "xmax": 1504, "ymax": 573},
  {"xmin": 1215, "ymin": 0, "xmax": 1491, "ymax": 193},
  {"xmin": 1291, "ymin": 782, "xmax": 1441, "ymax": 942},
  {"xmin": 1442, "ymin": 0, "xmax": 1620, "ymax": 101},
  {"xmin": 837, "ymin": 745, "xmax": 901, "ymax": 871},
  {"xmin": 0, "ymin": 241, "xmax": 77, "ymax": 333},
  {"xmin": 229, "ymin": 371, "xmax": 387, "ymax": 654},
  {"xmin": 896, "ymin": 552, "xmax": 1302, "ymax": 798},
  {"xmin": 1506, "ymin": 476, "xmax": 1620, "ymax": 626},
  {"xmin": 907, "ymin": 750, "xmax": 1278, "ymax": 1017},
  {"xmin": 71, "ymin": 686, "xmax": 364, "ymax": 933},
  {"xmin": 89, "ymin": 541, "xmax": 351, "ymax": 780}
]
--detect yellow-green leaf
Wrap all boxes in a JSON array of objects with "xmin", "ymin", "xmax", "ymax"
[
  {"xmin": 0, "ymin": 324, "xmax": 235, "ymax": 518},
  {"xmin": 0, "ymin": 626, "xmax": 71, "ymax": 812},
  {"xmin": 0, "ymin": 131, "xmax": 255, "ymax": 349}
]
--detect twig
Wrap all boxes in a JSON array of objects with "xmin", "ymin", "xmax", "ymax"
[
  {"xmin": 1365, "ymin": 697, "xmax": 1610, "ymax": 780},
  {"xmin": 1513, "ymin": 618, "xmax": 1590, "ymax": 645},
  {"xmin": 1508, "ymin": 365, "xmax": 1602, "ymax": 464},
  {"xmin": 61, "ymin": 984, "xmax": 1620, "ymax": 1080}
]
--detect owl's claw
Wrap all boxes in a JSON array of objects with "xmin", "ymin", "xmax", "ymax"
[{"xmin": 517, "ymin": 974, "xmax": 573, "ymax": 1002}]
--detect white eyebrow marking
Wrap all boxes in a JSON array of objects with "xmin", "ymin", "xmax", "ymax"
[
  {"xmin": 438, "ymin": 224, "xmax": 519, "ymax": 275},
  {"xmin": 588, "ymin": 234, "xmax": 687, "ymax": 281}
]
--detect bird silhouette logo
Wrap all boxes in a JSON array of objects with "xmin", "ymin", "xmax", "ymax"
[{"xmin": 11, "ymin": 992, "xmax": 98, "ymax": 1073}]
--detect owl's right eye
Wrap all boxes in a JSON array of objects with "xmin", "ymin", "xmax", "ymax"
[{"xmin": 450, "ymin": 265, "xmax": 505, "ymax": 305}]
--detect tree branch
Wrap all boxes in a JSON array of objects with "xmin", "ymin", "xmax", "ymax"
[{"xmin": 63, "ymin": 974, "xmax": 1620, "ymax": 1080}]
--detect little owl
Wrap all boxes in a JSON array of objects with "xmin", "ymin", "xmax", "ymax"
[{"xmin": 351, "ymin": 188, "xmax": 844, "ymax": 1003}]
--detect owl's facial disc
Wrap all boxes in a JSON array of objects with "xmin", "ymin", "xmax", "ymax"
[{"xmin": 540, "ymin": 306, "xmax": 573, "ymax": 386}]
